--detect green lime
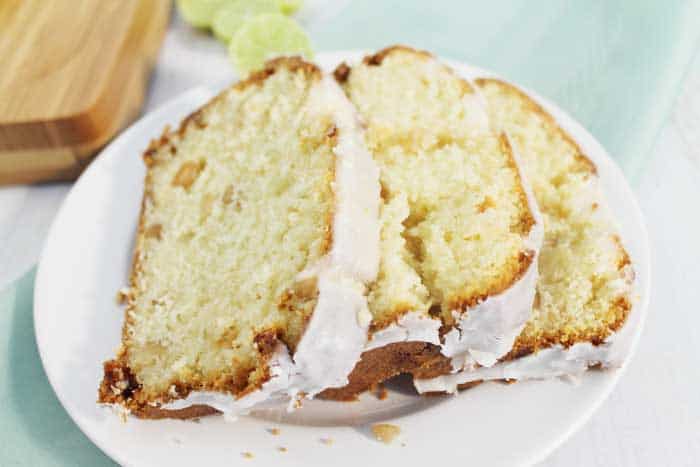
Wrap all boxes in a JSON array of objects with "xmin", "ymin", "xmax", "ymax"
[
  {"xmin": 276, "ymin": 0, "xmax": 303, "ymax": 15},
  {"xmin": 228, "ymin": 14, "xmax": 313, "ymax": 74},
  {"xmin": 177, "ymin": 0, "xmax": 230, "ymax": 28},
  {"xmin": 212, "ymin": 0, "xmax": 278, "ymax": 43}
]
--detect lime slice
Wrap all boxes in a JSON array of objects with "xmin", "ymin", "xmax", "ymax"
[
  {"xmin": 177, "ymin": 0, "xmax": 230, "ymax": 28},
  {"xmin": 229, "ymin": 14, "xmax": 313, "ymax": 74},
  {"xmin": 212, "ymin": 0, "xmax": 278, "ymax": 43},
  {"xmin": 276, "ymin": 0, "xmax": 303, "ymax": 15}
]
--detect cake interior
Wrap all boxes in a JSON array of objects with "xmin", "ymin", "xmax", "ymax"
[
  {"xmin": 338, "ymin": 48, "xmax": 535, "ymax": 332},
  {"xmin": 103, "ymin": 61, "xmax": 340, "ymax": 408},
  {"xmin": 475, "ymin": 78, "xmax": 632, "ymax": 358}
]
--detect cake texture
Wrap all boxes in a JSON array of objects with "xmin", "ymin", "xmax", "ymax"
[
  {"xmin": 414, "ymin": 78, "xmax": 634, "ymax": 393},
  {"xmin": 322, "ymin": 46, "xmax": 543, "ymax": 399},
  {"xmin": 99, "ymin": 57, "xmax": 380, "ymax": 418}
]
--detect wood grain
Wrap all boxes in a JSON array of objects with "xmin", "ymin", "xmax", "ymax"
[{"xmin": 0, "ymin": 0, "xmax": 171, "ymax": 184}]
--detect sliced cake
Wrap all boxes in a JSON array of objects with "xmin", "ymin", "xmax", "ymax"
[
  {"xmin": 415, "ymin": 78, "xmax": 634, "ymax": 392},
  {"xmin": 99, "ymin": 57, "xmax": 380, "ymax": 418},
  {"xmin": 322, "ymin": 46, "xmax": 543, "ymax": 399}
]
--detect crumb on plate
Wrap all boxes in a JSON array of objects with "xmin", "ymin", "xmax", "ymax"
[{"xmin": 371, "ymin": 423, "xmax": 401, "ymax": 444}]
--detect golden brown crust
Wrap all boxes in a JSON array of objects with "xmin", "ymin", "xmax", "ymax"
[
  {"xmin": 321, "ymin": 137, "xmax": 337, "ymax": 255},
  {"xmin": 99, "ymin": 358, "xmax": 220, "ymax": 419},
  {"xmin": 253, "ymin": 329, "xmax": 282, "ymax": 358},
  {"xmin": 137, "ymin": 404, "xmax": 220, "ymax": 419},
  {"xmin": 362, "ymin": 45, "xmax": 433, "ymax": 66},
  {"xmin": 457, "ymin": 380, "xmax": 483, "ymax": 391},
  {"xmin": 504, "ymin": 296, "xmax": 630, "ymax": 361},
  {"xmin": 333, "ymin": 62, "xmax": 351, "ymax": 83},
  {"xmin": 323, "ymin": 342, "xmax": 483, "ymax": 400},
  {"xmin": 613, "ymin": 234, "xmax": 633, "ymax": 270},
  {"xmin": 334, "ymin": 45, "xmax": 444, "ymax": 87},
  {"xmin": 343, "ymin": 45, "xmax": 474, "ymax": 96},
  {"xmin": 474, "ymin": 78, "xmax": 597, "ymax": 176},
  {"xmin": 499, "ymin": 133, "xmax": 537, "ymax": 236},
  {"xmin": 319, "ymin": 342, "xmax": 446, "ymax": 401},
  {"xmin": 231, "ymin": 56, "xmax": 321, "ymax": 93}
]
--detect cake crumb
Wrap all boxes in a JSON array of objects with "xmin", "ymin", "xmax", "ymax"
[
  {"xmin": 267, "ymin": 427, "xmax": 281, "ymax": 435},
  {"xmin": 319, "ymin": 437, "xmax": 333, "ymax": 446},
  {"xmin": 191, "ymin": 418, "xmax": 201, "ymax": 424},
  {"xmin": 277, "ymin": 446, "xmax": 287, "ymax": 453},
  {"xmin": 115, "ymin": 287, "xmax": 130, "ymax": 305},
  {"xmin": 241, "ymin": 452, "xmax": 254, "ymax": 459},
  {"xmin": 371, "ymin": 423, "xmax": 401, "ymax": 444}
]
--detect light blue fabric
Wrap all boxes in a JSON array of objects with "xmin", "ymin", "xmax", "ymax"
[
  {"xmin": 0, "ymin": 269, "xmax": 114, "ymax": 466},
  {"xmin": 2, "ymin": 2, "xmax": 699, "ymax": 464},
  {"xmin": 311, "ymin": 0, "xmax": 700, "ymax": 182}
]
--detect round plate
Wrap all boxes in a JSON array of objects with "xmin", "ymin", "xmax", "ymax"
[{"xmin": 34, "ymin": 51, "xmax": 650, "ymax": 467}]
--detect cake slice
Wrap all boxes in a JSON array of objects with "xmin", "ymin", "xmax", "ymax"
[
  {"xmin": 414, "ymin": 78, "xmax": 634, "ymax": 392},
  {"xmin": 99, "ymin": 57, "xmax": 380, "ymax": 418},
  {"xmin": 321, "ymin": 46, "xmax": 543, "ymax": 399}
]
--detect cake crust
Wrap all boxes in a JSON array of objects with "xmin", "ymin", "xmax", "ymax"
[{"xmin": 319, "ymin": 342, "xmax": 447, "ymax": 401}]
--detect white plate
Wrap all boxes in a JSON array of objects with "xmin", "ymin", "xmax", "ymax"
[{"xmin": 34, "ymin": 51, "xmax": 650, "ymax": 467}]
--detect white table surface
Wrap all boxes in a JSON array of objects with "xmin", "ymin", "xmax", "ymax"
[{"xmin": 1, "ymin": 13, "xmax": 699, "ymax": 467}]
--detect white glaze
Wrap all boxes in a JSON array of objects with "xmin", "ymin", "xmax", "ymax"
[
  {"xmin": 163, "ymin": 74, "xmax": 380, "ymax": 416},
  {"xmin": 441, "ymin": 137, "xmax": 544, "ymax": 367},
  {"xmin": 284, "ymin": 74, "xmax": 380, "ymax": 397},
  {"xmin": 440, "ymin": 248, "xmax": 539, "ymax": 368},
  {"xmin": 310, "ymin": 75, "xmax": 381, "ymax": 284},
  {"xmin": 289, "ymin": 266, "xmax": 372, "ymax": 396},
  {"xmin": 365, "ymin": 311, "xmax": 442, "ymax": 351},
  {"xmin": 414, "ymin": 264, "xmax": 636, "ymax": 394}
]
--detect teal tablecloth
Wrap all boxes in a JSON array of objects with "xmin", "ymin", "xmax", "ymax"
[
  {"xmin": 2, "ymin": 1, "xmax": 699, "ymax": 465},
  {"xmin": 0, "ymin": 269, "xmax": 110, "ymax": 466},
  {"xmin": 312, "ymin": 0, "xmax": 700, "ymax": 181}
]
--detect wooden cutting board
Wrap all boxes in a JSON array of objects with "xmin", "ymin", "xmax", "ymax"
[{"xmin": 0, "ymin": 0, "xmax": 171, "ymax": 185}]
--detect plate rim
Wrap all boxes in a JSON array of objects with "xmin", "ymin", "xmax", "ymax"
[{"xmin": 33, "ymin": 50, "xmax": 651, "ymax": 467}]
